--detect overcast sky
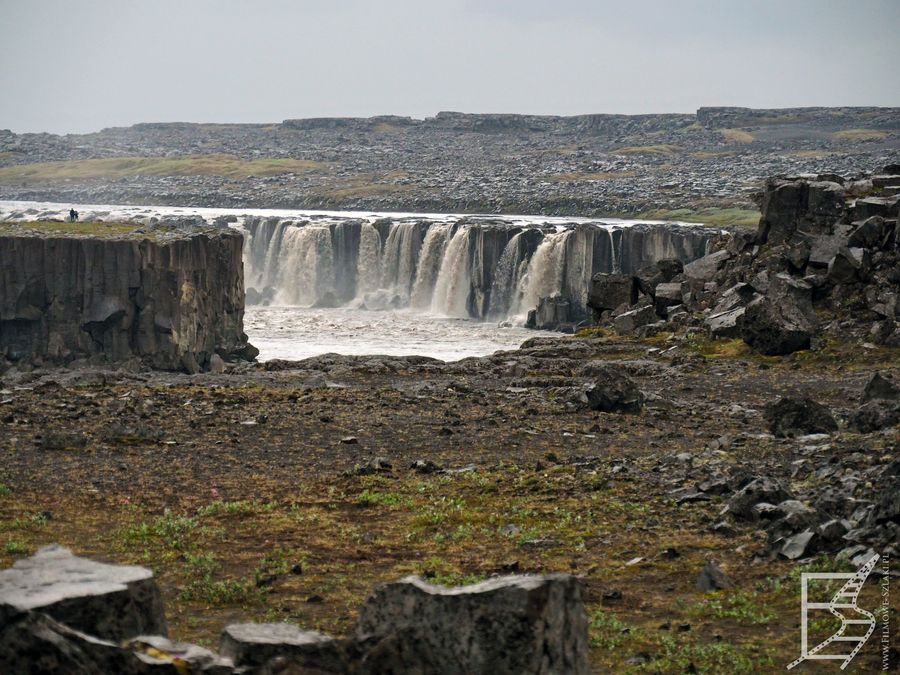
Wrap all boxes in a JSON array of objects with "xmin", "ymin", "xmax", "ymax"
[{"xmin": 2, "ymin": 0, "xmax": 898, "ymax": 135}]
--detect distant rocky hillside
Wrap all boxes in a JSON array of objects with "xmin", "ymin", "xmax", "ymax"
[{"xmin": 1, "ymin": 107, "xmax": 899, "ymax": 219}]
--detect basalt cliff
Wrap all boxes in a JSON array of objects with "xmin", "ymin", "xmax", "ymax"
[{"xmin": 0, "ymin": 225, "xmax": 257, "ymax": 373}]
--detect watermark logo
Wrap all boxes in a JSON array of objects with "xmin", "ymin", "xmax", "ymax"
[{"xmin": 787, "ymin": 553, "xmax": 882, "ymax": 670}]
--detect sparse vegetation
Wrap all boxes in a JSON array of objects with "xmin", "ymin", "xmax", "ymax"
[
  {"xmin": 717, "ymin": 128, "xmax": 755, "ymax": 143},
  {"xmin": 613, "ymin": 144, "xmax": 681, "ymax": 155},
  {"xmin": 0, "ymin": 154, "xmax": 327, "ymax": 183},
  {"xmin": 832, "ymin": 128, "xmax": 887, "ymax": 141},
  {"xmin": 636, "ymin": 206, "xmax": 760, "ymax": 227}
]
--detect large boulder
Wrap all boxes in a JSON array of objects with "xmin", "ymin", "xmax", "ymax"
[
  {"xmin": 756, "ymin": 179, "xmax": 846, "ymax": 245},
  {"xmin": 587, "ymin": 274, "xmax": 637, "ymax": 313},
  {"xmin": 863, "ymin": 372, "xmax": 900, "ymax": 402},
  {"xmin": 613, "ymin": 305, "xmax": 657, "ymax": 335},
  {"xmin": 526, "ymin": 295, "xmax": 574, "ymax": 331},
  {"xmin": 355, "ymin": 574, "xmax": 589, "ymax": 675},
  {"xmin": 763, "ymin": 397, "xmax": 838, "ymax": 437},
  {"xmin": 738, "ymin": 274, "xmax": 818, "ymax": 355},
  {"xmin": 0, "ymin": 545, "xmax": 166, "ymax": 642},
  {"xmin": 579, "ymin": 372, "xmax": 645, "ymax": 413},
  {"xmin": 682, "ymin": 250, "xmax": 732, "ymax": 282},
  {"xmin": 634, "ymin": 258, "xmax": 684, "ymax": 297},
  {"xmin": 723, "ymin": 477, "xmax": 794, "ymax": 522}
]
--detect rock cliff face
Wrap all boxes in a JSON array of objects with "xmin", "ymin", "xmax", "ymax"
[
  {"xmin": 589, "ymin": 165, "xmax": 900, "ymax": 351},
  {"xmin": 0, "ymin": 226, "xmax": 257, "ymax": 372}
]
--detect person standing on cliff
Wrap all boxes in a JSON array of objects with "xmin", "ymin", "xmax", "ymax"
[{"xmin": 69, "ymin": 208, "xmax": 78, "ymax": 223}]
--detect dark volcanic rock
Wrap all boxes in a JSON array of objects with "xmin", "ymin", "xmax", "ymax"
[
  {"xmin": 0, "ymin": 228, "xmax": 257, "ymax": 372},
  {"xmin": 0, "ymin": 545, "xmax": 166, "ymax": 642},
  {"xmin": 355, "ymin": 574, "xmax": 589, "ymax": 675},
  {"xmin": 763, "ymin": 397, "xmax": 838, "ymax": 437},
  {"xmin": 579, "ymin": 370, "xmax": 645, "ymax": 413},
  {"xmin": 738, "ymin": 274, "xmax": 818, "ymax": 355},
  {"xmin": 588, "ymin": 274, "xmax": 637, "ymax": 313},
  {"xmin": 724, "ymin": 477, "xmax": 794, "ymax": 521}
]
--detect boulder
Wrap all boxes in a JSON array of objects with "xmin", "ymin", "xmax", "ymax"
[
  {"xmin": 738, "ymin": 274, "xmax": 818, "ymax": 355},
  {"xmin": 756, "ymin": 179, "xmax": 846, "ymax": 244},
  {"xmin": 763, "ymin": 397, "xmax": 838, "ymax": 437},
  {"xmin": 613, "ymin": 305, "xmax": 657, "ymax": 335},
  {"xmin": 704, "ymin": 307, "xmax": 746, "ymax": 338},
  {"xmin": 848, "ymin": 216, "xmax": 896, "ymax": 251},
  {"xmin": 696, "ymin": 561, "xmax": 731, "ymax": 591},
  {"xmin": 682, "ymin": 250, "xmax": 731, "ymax": 282},
  {"xmin": 526, "ymin": 295, "xmax": 573, "ymax": 331},
  {"xmin": 850, "ymin": 195, "xmax": 900, "ymax": 222},
  {"xmin": 653, "ymin": 282, "xmax": 684, "ymax": 316},
  {"xmin": 847, "ymin": 400, "xmax": 900, "ymax": 433},
  {"xmin": 355, "ymin": 574, "xmax": 589, "ymax": 675},
  {"xmin": 220, "ymin": 623, "xmax": 346, "ymax": 671},
  {"xmin": 723, "ymin": 477, "xmax": 793, "ymax": 521},
  {"xmin": 587, "ymin": 274, "xmax": 637, "ymax": 313},
  {"xmin": 579, "ymin": 370, "xmax": 644, "ymax": 414},
  {"xmin": 0, "ymin": 545, "xmax": 166, "ymax": 641},
  {"xmin": 827, "ymin": 247, "xmax": 870, "ymax": 284},
  {"xmin": 863, "ymin": 372, "xmax": 900, "ymax": 402},
  {"xmin": 634, "ymin": 259, "xmax": 683, "ymax": 297}
]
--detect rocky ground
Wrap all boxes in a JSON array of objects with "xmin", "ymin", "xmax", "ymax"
[
  {"xmin": 0, "ymin": 330, "xmax": 896, "ymax": 672},
  {"xmin": 2, "ymin": 107, "xmax": 899, "ymax": 220}
]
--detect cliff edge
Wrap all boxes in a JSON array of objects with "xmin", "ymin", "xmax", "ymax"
[{"xmin": 0, "ymin": 222, "xmax": 257, "ymax": 372}]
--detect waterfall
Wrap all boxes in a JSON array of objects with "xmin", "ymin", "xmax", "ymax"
[
  {"xmin": 489, "ymin": 230, "xmax": 540, "ymax": 320},
  {"xmin": 511, "ymin": 230, "xmax": 571, "ymax": 320},
  {"xmin": 381, "ymin": 221, "xmax": 423, "ymax": 301},
  {"xmin": 410, "ymin": 224, "xmax": 450, "ymax": 309},
  {"xmin": 237, "ymin": 214, "xmax": 717, "ymax": 324},
  {"xmin": 431, "ymin": 227, "xmax": 474, "ymax": 317},
  {"xmin": 356, "ymin": 223, "xmax": 383, "ymax": 301},
  {"xmin": 274, "ymin": 225, "xmax": 335, "ymax": 306}
]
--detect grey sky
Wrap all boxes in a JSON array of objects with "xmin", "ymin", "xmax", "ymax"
[{"xmin": 2, "ymin": 0, "xmax": 898, "ymax": 134}]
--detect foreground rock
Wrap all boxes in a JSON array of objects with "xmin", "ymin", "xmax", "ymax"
[
  {"xmin": 763, "ymin": 397, "xmax": 838, "ymax": 437},
  {"xmin": 0, "ymin": 225, "xmax": 257, "ymax": 373},
  {"xmin": 355, "ymin": 574, "xmax": 589, "ymax": 675},
  {"xmin": 1, "ymin": 546, "xmax": 588, "ymax": 674},
  {"xmin": 0, "ymin": 544, "xmax": 166, "ymax": 641}
]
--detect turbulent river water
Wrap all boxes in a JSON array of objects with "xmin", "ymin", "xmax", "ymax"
[{"xmin": 1, "ymin": 200, "xmax": 716, "ymax": 362}]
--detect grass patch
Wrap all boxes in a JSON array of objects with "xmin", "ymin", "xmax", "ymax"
[
  {"xmin": 119, "ymin": 513, "xmax": 199, "ymax": 551},
  {"xmin": 717, "ymin": 128, "xmax": 755, "ymax": 143},
  {"xmin": 636, "ymin": 207, "xmax": 759, "ymax": 227},
  {"xmin": 0, "ymin": 154, "xmax": 327, "ymax": 184},
  {"xmin": 832, "ymin": 128, "xmax": 887, "ymax": 141},
  {"xmin": 613, "ymin": 144, "xmax": 681, "ymax": 156},
  {"xmin": 4, "ymin": 540, "xmax": 28, "ymax": 555}
]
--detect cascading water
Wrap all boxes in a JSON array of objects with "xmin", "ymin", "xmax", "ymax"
[
  {"xmin": 511, "ymin": 230, "xmax": 571, "ymax": 320},
  {"xmin": 356, "ymin": 223, "xmax": 383, "ymax": 301},
  {"xmin": 431, "ymin": 227, "xmax": 474, "ymax": 318},
  {"xmin": 410, "ymin": 224, "xmax": 451, "ymax": 309},
  {"xmin": 238, "ymin": 214, "xmax": 717, "ymax": 325},
  {"xmin": 380, "ymin": 222, "xmax": 423, "ymax": 302},
  {"xmin": 275, "ymin": 225, "xmax": 335, "ymax": 306}
]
